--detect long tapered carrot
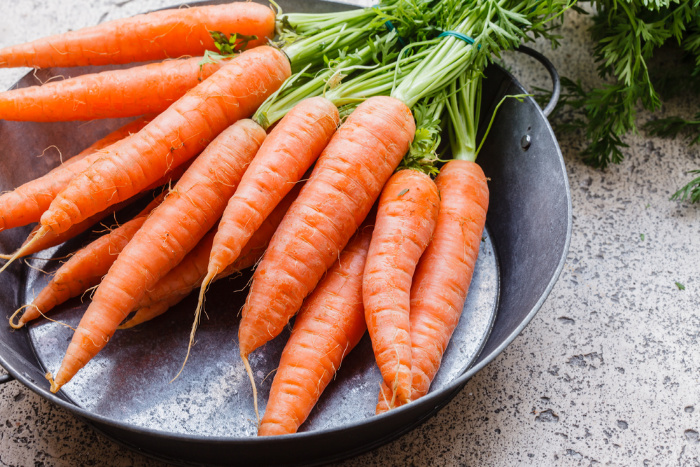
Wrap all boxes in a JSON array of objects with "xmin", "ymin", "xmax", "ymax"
[
  {"xmin": 194, "ymin": 97, "xmax": 339, "ymax": 339},
  {"xmin": 258, "ymin": 222, "xmax": 373, "ymax": 436},
  {"xmin": 376, "ymin": 160, "xmax": 489, "ymax": 414},
  {"xmin": 38, "ymin": 46, "xmax": 289, "ymax": 237},
  {"xmin": 238, "ymin": 96, "xmax": 415, "ymax": 417},
  {"xmin": 0, "ymin": 116, "xmax": 150, "ymax": 232},
  {"xmin": 0, "ymin": 3, "xmax": 274, "ymax": 68},
  {"xmin": 120, "ymin": 180, "xmax": 304, "ymax": 330},
  {"xmin": 8, "ymin": 194, "xmax": 165, "ymax": 329},
  {"xmin": 47, "ymin": 119, "xmax": 266, "ymax": 393},
  {"xmin": 1, "ymin": 198, "xmax": 140, "ymax": 262},
  {"xmin": 0, "ymin": 58, "xmax": 226, "ymax": 122},
  {"xmin": 363, "ymin": 169, "xmax": 439, "ymax": 408},
  {"xmin": 0, "ymin": 159, "xmax": 190, "ymax": 261}
]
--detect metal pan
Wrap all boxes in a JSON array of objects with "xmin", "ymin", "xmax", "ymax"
[{"xmin": 0, "ymin": 1, "xmax": 571, "ymax": 465}]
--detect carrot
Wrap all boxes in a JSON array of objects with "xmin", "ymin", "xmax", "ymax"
[
  {"xmin": 194, "ymin": 97, "xmax": 339, "ymax": 339},
  {"xmin": 363, "ymin": 169, "xmax": 439, "ymax": 409},
  {"xmin": 0, "ymin": 116, "xmax": 150, "ymax": 232},
  {"xmin": 258, "ymin": 222, "xmax": 373, "ymax": 436},
  {"xmin": 47, "ymin": 119, "xmax": 266, "ymax": 393},
  {"xmin": 0, "ymin": 3, "xmax": 274, "ymax": 68},
  {"xmin": 0, "ymin": 46, "xmax": 288, "ymax": 275},
  {"xmin": 8, "ymin": 193, "xmax": 165, "ymax": 329},
  {"xmin": 2, "ymin": 198, "xmax": 141, "ymax": 262},
  {"xmin": 120, "ymin": 180, "xmax": 303, "ymax": 330},
  {"xmin": 38, "ymin": 46, "xmax": 289, "ymax": 236},
  {"xmin": 238, "ymin": 96, "xmax": 415, "ymax": 419},
  {"xmin": 0, "ymin": 57, "xmax": 226, "ymax": 122},
  {"xmin": 0, "ymin": 158, "xmax": 190, "ymax": 261},
  {"xmin": 376, "ymin": 160, "xmax": 489, "ymax": 414},
  {"xmin": 117, "ymin": 229, "xmax": 222, "ymax": 331}
]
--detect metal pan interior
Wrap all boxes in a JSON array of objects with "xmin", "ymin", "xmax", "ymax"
[
  {"xmin": 25, "ymin": 230, "xmax": 498, "ymax": 436},
  {"xmin": 1, "ymin": 0, "xmax": 500, "ymax": 438}
]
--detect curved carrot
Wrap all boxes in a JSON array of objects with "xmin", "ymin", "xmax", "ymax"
[
  {"xmin": 258, "ymin": 222, "xmax": 373, "ymax": 436},
  {"xmin": 238, "ymin": 96, "xmax": 415, "ymax": 419},
  {"xmin": 0, "ymin": 58, "xmax": 225, "ymax": 122},
  {"xmin": 48, "ymin": 119, "xmax": 266, "ymax": 392},
  {"xmin": 121, "ymin": 180, "xmax": 305, "ymax": 329},
  {"xmin": 376, "ymin": 160, "xmax": 489, "ymax": 414},
  {"xmin": 195, "ymin": 97, "xmax": 339, "ymax": 337},
  {"xmin": 0, "ymin": 3, "xmax": 274, "ymax": 68},
  {"xmin": 0, "ymin": 116, "xmax": 150, "ymax": 232},
  {"xmin": 0, "ymin": 159, "xmax": 190, "ymax": 261},
  {"xmin": 38, "ymin": 46, "xmax": 289, "ymax": 237},
  {"xmin": 9, "ymin": 194, "xmax": 165, "ymax": 329},
  {"xmin": 2, "ymin": 198, "xmax": 142, "ymax": 262},
  {"xmin": 364, "ymin": 169, "xmax": 439, "ymax": 409}
]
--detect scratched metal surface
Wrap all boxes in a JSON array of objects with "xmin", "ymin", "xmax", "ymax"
[{"xmin": 25, "ymin": 230, "xmax": 498, "ymax": 437}]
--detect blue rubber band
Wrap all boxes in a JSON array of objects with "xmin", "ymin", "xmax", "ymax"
[
  {"xmin": 438, "ymin": 31, "xmax": 475, "ymax": 45},
  {"xmin": 384, "ymin": 20, "xmax": 408, "ymax": 48}
]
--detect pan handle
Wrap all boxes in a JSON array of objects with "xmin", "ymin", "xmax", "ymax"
[
  {"xmin": 0, "ymin": 366, "xmax": 15, "ymax": 385},
  {"xmin": 515, "ymin": 45, "xmax": 561, "ymax": 118}
]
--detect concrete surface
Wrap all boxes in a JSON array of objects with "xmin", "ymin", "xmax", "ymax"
[{"xmin": 0, "ymin": 1, "xmax": 698, "ymax": 466}]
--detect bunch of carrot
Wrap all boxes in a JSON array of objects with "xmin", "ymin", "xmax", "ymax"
[{"xmin": 0, "ymin": 0, "xmax": 569, "ymax": 436}]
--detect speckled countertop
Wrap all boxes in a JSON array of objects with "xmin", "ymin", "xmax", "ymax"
[{"xmin": 0, "ymin": 1, "xmax": 698, "ymax": 466}]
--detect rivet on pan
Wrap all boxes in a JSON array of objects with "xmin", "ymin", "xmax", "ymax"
[{"xmin": 521, "ymin": 134, "xmax": 532, "ymax": 150}]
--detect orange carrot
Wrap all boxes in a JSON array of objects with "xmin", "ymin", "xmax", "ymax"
[
  {"xmin": 194, "ymin": 97, "xmax": 339, "ymax": 339},
  {"xmin": 238, "ymin": 96, "xmax": 415, "ymax": 418},
  {"xmin": 0, "ymin": 58, "xmax": 226, "ymax": 122},
  {"xmin": 0, "ymin": 3, "xmax": 274, "ymax": 68},
  {"xmin": 258, "ymin": 222, "xmax": 373, "ymax": 436},
  {"xmin": 38, "ymin": 46, "xmax": 289, "ymax": 237},
  {"xmin": 376, "ymin": 160, "xmax": 489, "ymax": 414},
  {"xmin": 117, "ymin": 229, "xmax": 222, "ymax": 331},
  {"xmin": 120, "ymin": 180, "xmax": 304, "ymax": 329},
  {"xmin": 363, "ymin": 169, "xmax": 439, "ymax": 409},
  {"xmin": 47, "ymin": 119, "xmax": 266, "ymax": 393},
  {"xmin": 8, "ymin": 194, "xmax": 165, "ymax": 329},
  {"xmin": 0, "ymin": 159, "xmax": 190, "ymax": 261},
  {"xmin": 0, "ymin": 116, "xmax": 150, "ymax": 232},
  {"xmin": 2, "ymin": 198, "xmax": 141, "ymax": 262}
]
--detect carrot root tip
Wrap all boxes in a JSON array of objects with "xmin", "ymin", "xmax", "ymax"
[
  {"xmin": 0, "ymin": 226, "xmax": 50, "ymax": 274},
  {"xmin": 45, "ymin": 372, "xmax": 60, "ymax": 393},
  {"xmin": 9, "ymin": 305, "xmax": 30, "ymax": 329},
  {"xmin": 170, "ymin": 269, "xmax": 218, "ymax": 383},
  {"xmin": 242, "ymin": 354, "xmax": 260, "ymax": 426},
  {"xmin": 117, "ymin": 316, "xmax": 138, "ymax": 330}
]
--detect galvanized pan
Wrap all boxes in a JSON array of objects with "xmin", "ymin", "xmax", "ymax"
[{"xmin": 0, "ymin": 1, "xmax": 571, "ymax": 465}]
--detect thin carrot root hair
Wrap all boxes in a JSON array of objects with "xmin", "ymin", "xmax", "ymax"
[
  {"xmin": 36, "ymin": 145, "xmax": 63, "ymax": 163},
  {"xmin": 170, "ymin": 268, "xmax": 218, "ymax": 383},
  {"xmin": 10, "ymin": 302, "xmax": 76, "ymax": 332},
  {"xmin": 243, "ymin": 354, "xmax": 261, "ymax": 426},
  {"xmin": 9, "ymin": 304, "xmax": 33, "ymax": 329},
  {"xmin": 390, "ymin": 343, "xmax": 402, "ymax": 409},
  {"xmin": 261, "ymin": 367, "xmax": 277, "ymax": 386},
  {"xmin": 0, "ymin": 226, "xmax": 50, "ymax": 274},
  {"xmin": 81, "ymin": 284, "xmax": 100, "ymax": 302},
  {"xmin": 22, "ymin": 259, "xmax": 51, "ymax": 275}
]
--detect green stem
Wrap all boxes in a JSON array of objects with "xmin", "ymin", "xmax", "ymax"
[{"xmin": 447, "ymin": 73, "xmax": 481, "ymax": 162}]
